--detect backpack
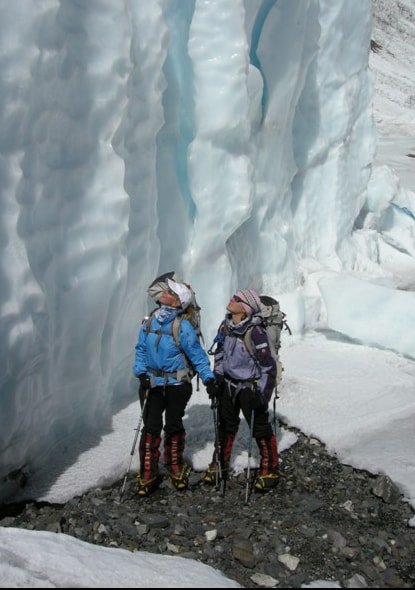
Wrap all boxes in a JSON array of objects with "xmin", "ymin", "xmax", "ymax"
[
  {"xmin": 243, "ymin": 295, "xmax": 291, "ymax": 386},
  {"xmin": 144, "ymin": 271, "xmax": 204, "ymax": 386}
]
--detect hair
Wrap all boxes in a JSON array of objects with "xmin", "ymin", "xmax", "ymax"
[{"xmin": 180, "ymin": 304, "xmax": 198, "ymax": 324}]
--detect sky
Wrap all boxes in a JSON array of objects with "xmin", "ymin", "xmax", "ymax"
[{"xmin": 1, "ymin": 0, "xmax": 415, "ymax": 588}]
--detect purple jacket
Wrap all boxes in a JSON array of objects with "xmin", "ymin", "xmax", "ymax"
[{"xmin": 213, "ymin": 316, "xmax": 276, "ymax": 403}]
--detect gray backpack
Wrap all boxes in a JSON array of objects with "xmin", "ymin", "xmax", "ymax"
[{"xmin": 243, "ymin": 295, "xmax": 291, "ymax": 385}]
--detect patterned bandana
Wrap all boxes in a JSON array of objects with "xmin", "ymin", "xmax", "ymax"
[{"xmin": 233, "ymin": 289, "xmax": 261, "ymax": 316}]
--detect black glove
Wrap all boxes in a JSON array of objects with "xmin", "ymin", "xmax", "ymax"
[
  {"xmin": 205, "ymin": 378, "xmax": 220, "ymax": 399},
  {"xmin": 138, "ymin": 373, "xmax": 151, "ymax": 390},
  {"xmin": 214, "ymin": 373, "xmax": 225, "ymax": 386}
]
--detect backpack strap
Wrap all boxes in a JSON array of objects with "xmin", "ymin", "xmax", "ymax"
[
  {"xmin": 147, "ymin": 366, "xmax": 193, "ymax": 383},
  {"xmin": 171, "ymin": 316, "xmax": 196, "ymax": 381},
  {"xmin": 171, "ymin": 316, "xmax": 181, "ymax": 346},
  {"xmin": 208, "ymin": 320, "xmax": 227, "ymax": 355},
  {"xmin": 242, "ymin": 326, "xmax": 255, "ymax": 358},
  {"xmin": 243, "ymin": 324, "xmax": 271, "ymax": 359}
]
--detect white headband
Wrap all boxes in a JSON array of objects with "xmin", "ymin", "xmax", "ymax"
[{"xmin": 167, "ymin": 279, "xmax": 192, "ymax": 308}]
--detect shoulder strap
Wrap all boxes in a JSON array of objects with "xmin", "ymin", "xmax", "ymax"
[
  {"xmin": 171, "ymin": 316, "xmax": 181, "ymax": 347},
  {"xmin": 143, "ymin": 309, "xmax": 156, "ymax": 333},
  {"xmin": 243, "ymin": 326, "xmax": 255, "ymax": 358},
  {"xmin": 171, "ymin": 315, "xmax": 196, "ymax": 373},
  {"xmin": 243, "ymin": 324, "xmax": 273, "ymax": 360},
  {"xmin": 208, "ymin": 319, "xmax": 227, "ymax": 355}
]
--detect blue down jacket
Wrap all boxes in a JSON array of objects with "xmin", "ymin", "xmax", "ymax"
[
  {"xmin": 213, "ymin": 316, "xmax": 276, "ymax": 404},
  {"xmin": 133, "ymin": 306, "xmax": 214, "ymax": 387}
]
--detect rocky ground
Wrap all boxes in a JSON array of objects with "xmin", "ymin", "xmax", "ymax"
[{"xmin": 1, "ymin": 426, "xmax": 414, "ymax": 589}]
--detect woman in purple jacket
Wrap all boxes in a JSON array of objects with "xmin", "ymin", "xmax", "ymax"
[{"xmin": 203, "ymin": 289, "xmax": 279, "ymax": 491}]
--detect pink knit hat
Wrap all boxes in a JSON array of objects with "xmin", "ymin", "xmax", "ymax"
[{"xmin": 233, "ymin": 289, "xmax": 261, "ymax": 316}]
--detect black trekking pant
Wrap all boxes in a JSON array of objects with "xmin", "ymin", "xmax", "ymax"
[
  {"xmin": 218, "ymin": 385, "xmax": 273, "ymax": 439},
  {"xmin": 139, "ymin": 382, "xmax": 192, "ymax": 437}
]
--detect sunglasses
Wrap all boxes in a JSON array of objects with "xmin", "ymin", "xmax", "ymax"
[{"xmin": 231, "ymin": 294, "xmax": 255, "ymax": 311}]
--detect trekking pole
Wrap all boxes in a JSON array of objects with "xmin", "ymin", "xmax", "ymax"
[
  {"xmin": 211, "ymin": 397, "xmax": 223, "ymax": 492},
  {"xmin": 119, "ymin": 389, "xmax": 149, "ymax": 500},
  {"xmin": 244, "ymin": 410, "xmax": 255, "ymax": 505},
  {"xmin": 272, "ymin": 386, "xmax": 278, "ymax": 438},
  {"xmin": 273, "ymin": 364, "xmax": 282, "ymax": 439},
  {"xmin": 272, "ymin": 391, "xmax": 282, "ymax": 442}
]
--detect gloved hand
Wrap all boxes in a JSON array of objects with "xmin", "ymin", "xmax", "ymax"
[
  {"xmin": 214, "ymin": 373, "xmax": 225, "ymax": 386},
  {"xmin": 138, "ymin": 373, "xmax": 151, "ymax": 390},
  {"xmin": 214, "ymin": 373, "xmax": 225, "ymax": 399},
  {"xmin": 205, "ymin": 378, "xmax": 221, "ymax": 399}
]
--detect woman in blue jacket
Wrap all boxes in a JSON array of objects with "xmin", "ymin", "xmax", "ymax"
[{"xmin": 134, "ymin": 274, "xmax": 218, "ymax": 496}]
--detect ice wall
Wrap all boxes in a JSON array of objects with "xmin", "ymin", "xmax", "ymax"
[{"xmin": 0, "ymin": 0, "xmax": 406, "ymax": 500}]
